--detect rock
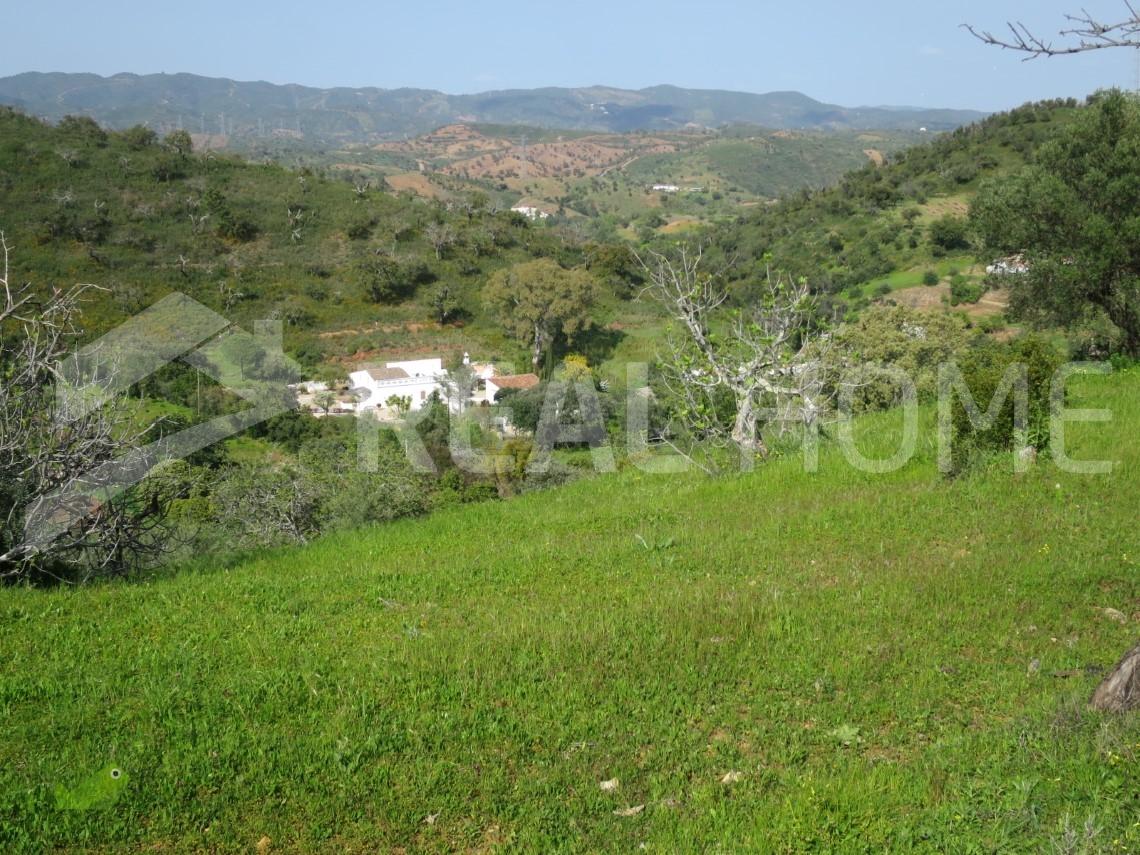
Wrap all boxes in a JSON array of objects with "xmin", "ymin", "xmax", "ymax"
[
  {"xmin": 613, "ymin": 804, "xmax": 645, "ymax": 817},
  {"xmin": 720, "ymin": 770, "xmax": 744, "ymax": 784},
  {"xmin": 1091, "ymin": 639, "xmax": 1140, "ymax": 712},
  {"xmin": 599, "ymin": 778, "xmax": 620, "ymax": 792},
  {"xmin": 1101, "ymin": 607, "xmax": 1128, "ymax": 624},
  {"xmin": 1027, "ymin": 658, "xmax": 1041, "ymax": 676}
]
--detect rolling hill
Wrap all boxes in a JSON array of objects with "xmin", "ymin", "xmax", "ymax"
[
  {"xmin": 0, "ymin": 72, "xmax": 987, "ymax": 145},
  {"xmin": 324, "ymin": 122, "xmax": 922, "ymax": 228}
]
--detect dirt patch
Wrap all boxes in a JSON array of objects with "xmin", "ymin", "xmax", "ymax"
[
  {"xmin": 318, "ymin": 320, "xmax": 444, "ymax": 340},
  {"xmin": 918, "ymin": 196, "xmax": 970, "ymax": 222},
  {"xmin": 887, "ymin": 285, "xmax": 1009, "ymax": 318},
  {"xmin": 659, "ymin": 217, "xmax": 702, "ymax": 234},
  {"xmin": 385, "ymin": 173, "xmax": 448, "ymax": 199},
  {"xmin": 890, "ymin": 284, "xmax": 948, "ymax": 311},
  {"xmin": 863, "ymin": 149, "xmax": 885, "ymax": 167}
]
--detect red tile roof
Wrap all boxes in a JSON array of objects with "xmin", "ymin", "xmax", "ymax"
[{"xmin": 490, "ymin": 373, "xmax": 540, "ymax": 390}]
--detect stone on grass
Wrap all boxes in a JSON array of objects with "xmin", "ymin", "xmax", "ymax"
[{"xmin": 1091, "ymin": 640, "xmax": 1140, "ymax": 712}]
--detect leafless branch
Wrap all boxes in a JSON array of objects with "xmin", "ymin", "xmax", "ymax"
[
  {"xmin": 1, "ymin": 233, "xmax": 170, "ymax": 583},
  {"xmin": 964, "ymin": 3, "xmax": 1140, "ymax": 58}
]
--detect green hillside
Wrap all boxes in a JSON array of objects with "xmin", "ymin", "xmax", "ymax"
[
  {"xmin": 0, "ymin": 107, "xmax": 631, "ymax": 370},
  {"xmin": 2, "ymin": 369, "xmax": 1138, "ymax": 851},
  {"xmin": 704, "ymin": 99, "xmax": 1083, "ymax": 316}
]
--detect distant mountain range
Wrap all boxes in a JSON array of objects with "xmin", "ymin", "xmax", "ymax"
[{"xmin": 0, "ymin": 72, "xmax": 987, "ymax": 144}]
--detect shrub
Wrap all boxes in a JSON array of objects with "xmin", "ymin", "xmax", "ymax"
[
  {"xmin": 949, "ymin": 275, "xmax": 985, "ymax": 306},
  {"xmin": 928, "ymin": 214, "xmax": 970, "ymax": 251},
  {"xmin": 346, "ymin": 218, "xmax": 374, "ymax": 240},
  {"xmin": 946, "ymin": 334, "xmax": 1063, "ymax": 473},
  {"xmin": 922, "ymin": 270, "xmax": 940, "ymax": 286},
  {"xmin": 121, "ymin": 125, "xmax": 158, "ymax": 150},
  {"xmin": 832, "ymin": 305, "xmax": 972, "ymax": 411}
]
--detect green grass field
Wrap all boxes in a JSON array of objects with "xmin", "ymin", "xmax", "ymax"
[{"xmin": 3, "ymin": 371, "xmax": 1139, "ymax": 852}]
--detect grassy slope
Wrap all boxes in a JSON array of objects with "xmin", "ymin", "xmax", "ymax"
[{"xmin": 3, "ymin": 370, "xmax": 1139, "ymax": 852}]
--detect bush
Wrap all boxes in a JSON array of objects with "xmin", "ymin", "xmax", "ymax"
[
  {"xmin": 922, "ymin": 270, "xmax": 940, "ymax": 286},
  {"xmin": 949, "ymin": 275, "xmax": 985, "ymax": 306},
  {"xmin": 212, "ymin": 435, "xmax": 430, "ymax": 549},
  {"xmin": 121, "ymin": 125, "xmax": 158, "ymax": 150},
  {"xmin": 928, "ymin": 215, "xmax": 970, "ymax": 251},
  {"xmin": 947, "ymin": 335, "xmax": 1063, "ymax": 473},
  {"xmin": 346, "ymin": 218, "xmax": 374, "ymax": 240},
  {"xmin": 832, "ymin": 305, "xmax": 972, "ymax": 411}
]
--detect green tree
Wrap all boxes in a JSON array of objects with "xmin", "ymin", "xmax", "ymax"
[
  {"xmin": 165, "ymin": 129, "xmax": 193, "ymax": 158},
  {"xmin": 360, "ymin": 257, "xmax": 433, "ymax": 304},
  {"xmin": 121, "ymin": 125, "xmax": 158, "ymax": 151},
  {"xmin": 928, "ymin": 214, "xmax": 970, "ymax": 251},
  {"xmin": 970, "ymin": 90, "xmax": 1140, "ymax": 354},
  {"xmin": 483, "ymin": 259, "xmax": 601, "ymax": 370},
  {"xmin": 430, "ymin": 284, "xmax": 457, "ymax": 325}
]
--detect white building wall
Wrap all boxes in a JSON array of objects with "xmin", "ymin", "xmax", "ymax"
[{"xmin": 349, "ymin": 363, "xmax": 447, "ymax": 413}]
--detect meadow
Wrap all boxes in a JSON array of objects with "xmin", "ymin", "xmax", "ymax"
[{"xmin": 2, "ymin": 368, "xmax": 1138, "ymax": 852}]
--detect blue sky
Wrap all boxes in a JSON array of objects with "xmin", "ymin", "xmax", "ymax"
[{"xmin": 4, "ymin": 1, "xmax": 1135, "ymax": 111}]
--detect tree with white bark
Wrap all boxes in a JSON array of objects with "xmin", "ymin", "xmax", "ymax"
[
  {"xmin": 424, "ymin": 222, "xmax": 456, "ymax": 260},
  {"xmin": 637, "ymin": 245, "xmax": 831, "ymax": 464}
]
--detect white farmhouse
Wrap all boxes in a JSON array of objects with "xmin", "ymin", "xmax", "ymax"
[
  {"xmin": 349, "ymin": 358, "xmax": 448, "ymax": 413},
  {"xmin": 986, "ymin": 254, "xmax": 1030, "ymax": 276},
  {"xmin": 511, "ymin": 203, "xmax": 552, "ymax": 220}
]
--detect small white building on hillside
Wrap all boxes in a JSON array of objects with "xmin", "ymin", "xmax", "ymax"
[
  {"xmin": 511, "ymin": 202, "xmax": 553, "ymax": 220},
  {"xmin": 349, "ymin": 358, "xmax": 447, "ymax": 413},
  {"xmin": 986, "ymin": 254, "xmax": 1030, "ymax": 276}
]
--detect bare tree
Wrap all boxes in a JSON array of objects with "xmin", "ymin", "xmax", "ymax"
[
  {"xmin": 0, "ymin": 232, "xmax": 172, "ymax": 582},
  {"xmin": 964, "ymin": 3, "xmax": 1140, "ymax": 57},
  {"xmin": 637, "ymin": 245, "xmax": 830, "ymax": 463},
  {"xmin": 189, "ymin": 211, "xmax": 210, "ymax": 234},
  {"xmin": 424, "ymin": 222, "xmax": 456, "ymax": 260}
]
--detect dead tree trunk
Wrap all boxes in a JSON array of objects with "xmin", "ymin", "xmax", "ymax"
[{"xmin": 1091, "ymin": 640, "xmax": 1140, "ymax": 712}]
